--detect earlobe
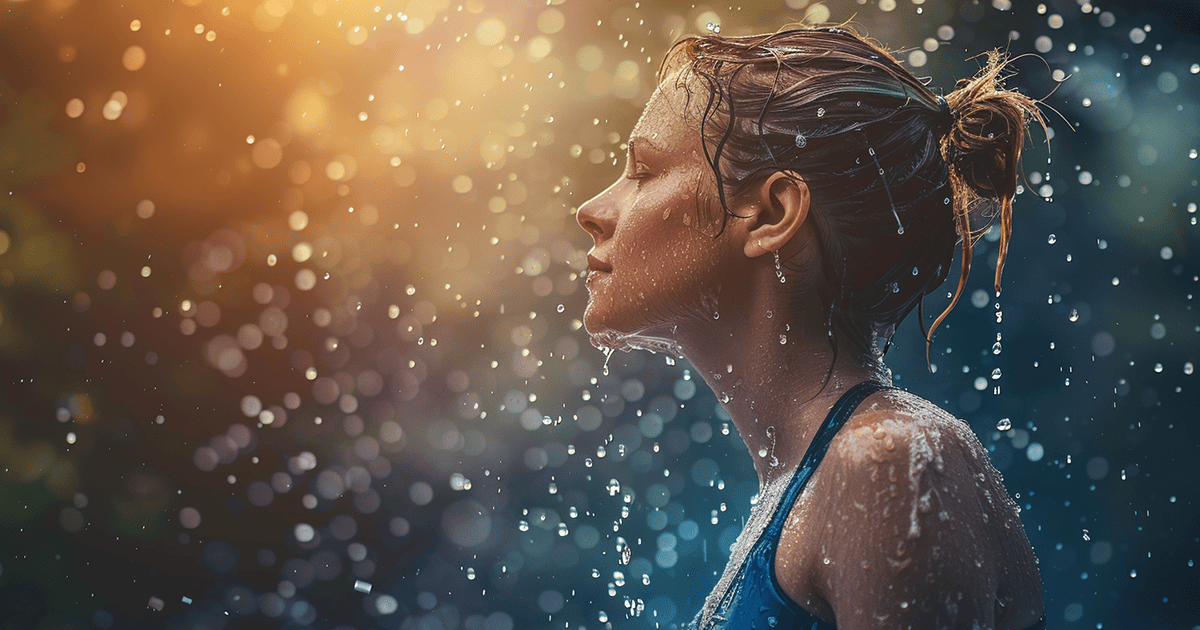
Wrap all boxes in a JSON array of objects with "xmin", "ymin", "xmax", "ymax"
[{"xmin": 742, "ymin": 172, "xmax": 810, "ymax": 259}]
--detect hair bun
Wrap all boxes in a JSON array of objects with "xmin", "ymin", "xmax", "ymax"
[
  {"xmin": 943, "ymin": 50, "xmax": 1048, "ymax": 201},
  {"xmin": 926, "ymin": 50, "xmax": 1049, "ymax": 360}
]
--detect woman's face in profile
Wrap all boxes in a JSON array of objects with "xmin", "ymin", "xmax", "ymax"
[{"xmin": 577, "ymin": 75, "xmax": 745, "ymax": 345}]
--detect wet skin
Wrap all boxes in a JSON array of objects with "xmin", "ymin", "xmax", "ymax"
[{"xmin": 576, "ymin": 72, "xmax": 1044, "ymax": 629}]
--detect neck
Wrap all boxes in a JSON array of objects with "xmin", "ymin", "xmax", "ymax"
[{"xmin": 674, "ymin": 270, "xmax": 890, "ymax": 486}]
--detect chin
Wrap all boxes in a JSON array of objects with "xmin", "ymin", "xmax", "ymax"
[{"xmin": 583, "ymin": 297, "xmax": 685, "ymax": 358}]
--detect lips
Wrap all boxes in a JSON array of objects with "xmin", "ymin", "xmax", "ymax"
[{"xmin": 587, "ymin": 254, "xmax": 612, "ymax": 274}]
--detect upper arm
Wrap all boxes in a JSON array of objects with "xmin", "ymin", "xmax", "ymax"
[{"xmin": 811, "ymin": 415, "xmax": 1009, "ymax": 630}]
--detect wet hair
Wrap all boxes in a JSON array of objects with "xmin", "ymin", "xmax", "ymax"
[{"xmin": 659, "ymin": 24, "xmax": 1049, "ymax": 365}]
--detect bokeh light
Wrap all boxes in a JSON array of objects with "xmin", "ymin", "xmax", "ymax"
[{"xmin": 0, "ymin": 0, "xmax": 1197, "ymax": 628}]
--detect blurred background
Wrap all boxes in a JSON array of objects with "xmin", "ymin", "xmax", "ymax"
[{"xmin": 0, "ymin": 0, "xmax": 1196, "ymax": 628}]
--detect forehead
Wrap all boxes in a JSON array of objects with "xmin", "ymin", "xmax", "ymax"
[{"xmin": 629, "ymin": 70, "xmax": 701, "ymax": 150}]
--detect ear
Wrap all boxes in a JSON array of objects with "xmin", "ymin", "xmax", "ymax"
[{"xmin": 740, "ymin": 171, "xmax": 810, "ymax": 259}]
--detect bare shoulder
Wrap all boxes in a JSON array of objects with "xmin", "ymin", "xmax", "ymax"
[{"xmin": 799, "ymin": 388, "xmax": 1044, "ymax": 629}]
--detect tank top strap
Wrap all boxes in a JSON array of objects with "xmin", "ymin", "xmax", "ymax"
[{"xmin": 761, "ymin": 381, "xmax": 891, "ymax": 541}]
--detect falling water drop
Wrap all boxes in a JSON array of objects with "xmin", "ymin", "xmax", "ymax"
[{"xmin": 996, "ymin": 418, "xmax": 1012, "ymax": 431}]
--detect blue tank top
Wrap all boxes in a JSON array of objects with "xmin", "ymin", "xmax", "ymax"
[
  {"xmin": 693, "ymin": 381, "xmax": 887, "ymax": 630},
  {"xmin": 690, "ymin": 381, "xmax": 1048, "ymax": 630}
]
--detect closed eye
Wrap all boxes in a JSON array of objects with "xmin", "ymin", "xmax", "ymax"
[{"xmin": 626, "ymin": 162, "xmax": 652, "ymax": 181}]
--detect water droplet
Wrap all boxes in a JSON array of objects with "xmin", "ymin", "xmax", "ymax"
[
  {"xmin": 868, "ymin": 147, "xmax": 875, "ymax": 156},
  {"xmin": 1047, "ymin": 234, "xmax": 1057, "ymax": 244},
  {"xmin": 1185, "ymin": 362, "xmax": 1194, "ymax": 375},
  {"xmin": 996, "ymin": 418, "xmax": 1012, "ymax": 431},
  {"xmin": 992, "ymin": 341, "xmax": 1002, "ymax": 355},
  {"xmin": 991, "ymin": 368, "xmax": 1002, "ymax": 380},
  {"xmin": 758, "ymin": 448, "xmax": 768, "ymax": 458},
  {"xmin": 816, "ymin": 107, "xmax": 825, "ymax": 117},
  {"xmin": 557, "ymin": 304, "xmax": 565, "ymax": 313},
  {"xmin": 912, "ymin": 266, "xmax": 919, "ymax": 275},
  {"xmin": 1069, "ymin": 309, "xmax": 1080, "ymax": 322},
  {"xmin": 794, "ymin": 134, "xmax": 807, "ymax": 148},
  {"xmin": 606, "ymin": 478, "xmax": 621, "ymax": 496},
  {"xmin": 1154, "ymin": 363, "xmax": 1163, "ymax": 373},
  {"xmin": 779, "ymin": 334, "xmax": 787, "ymax": 345},
  {"xmin": 518, "ymin": 520, "xmax": 530, "ymax": 532}
]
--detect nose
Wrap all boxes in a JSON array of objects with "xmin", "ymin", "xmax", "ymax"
[{"xmin": 576, "ymin": 180, "xmax": 619, "ymax": 245}]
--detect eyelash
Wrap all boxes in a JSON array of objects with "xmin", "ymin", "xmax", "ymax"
[{"xmin": 627, "ymin": 162, "xmax": 651, "ymax": 182}]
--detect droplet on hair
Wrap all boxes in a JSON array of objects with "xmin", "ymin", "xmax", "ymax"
[
  {"xmin": 912, "ymin": 266, "xmax": 919, "ymax": 275},
  {"xmin": 868, "ymin": 147, "xmax": 875, "ymax": 156},
  {"xmin": 779, "ymin": 334, "xmax": 787, "ymax": 345},
  {"xmin": 944, "ymin": 197, "xmax": 951, "ymax": 204},
  {"xmin": 795, "ymin": 134, "xmax": 807, "ymax": 148},
  {"xmin": 816, "ymin": 107, "xmax": 825, "ymax": 117},
  {"xmin": 890, "ymin": 282, "xmax": 900, "ymax": 293}
]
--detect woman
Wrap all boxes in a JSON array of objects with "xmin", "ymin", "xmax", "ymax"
[{"xmin": 575, "ymin": 25, "xmax": 1047, "ymax": 630}]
